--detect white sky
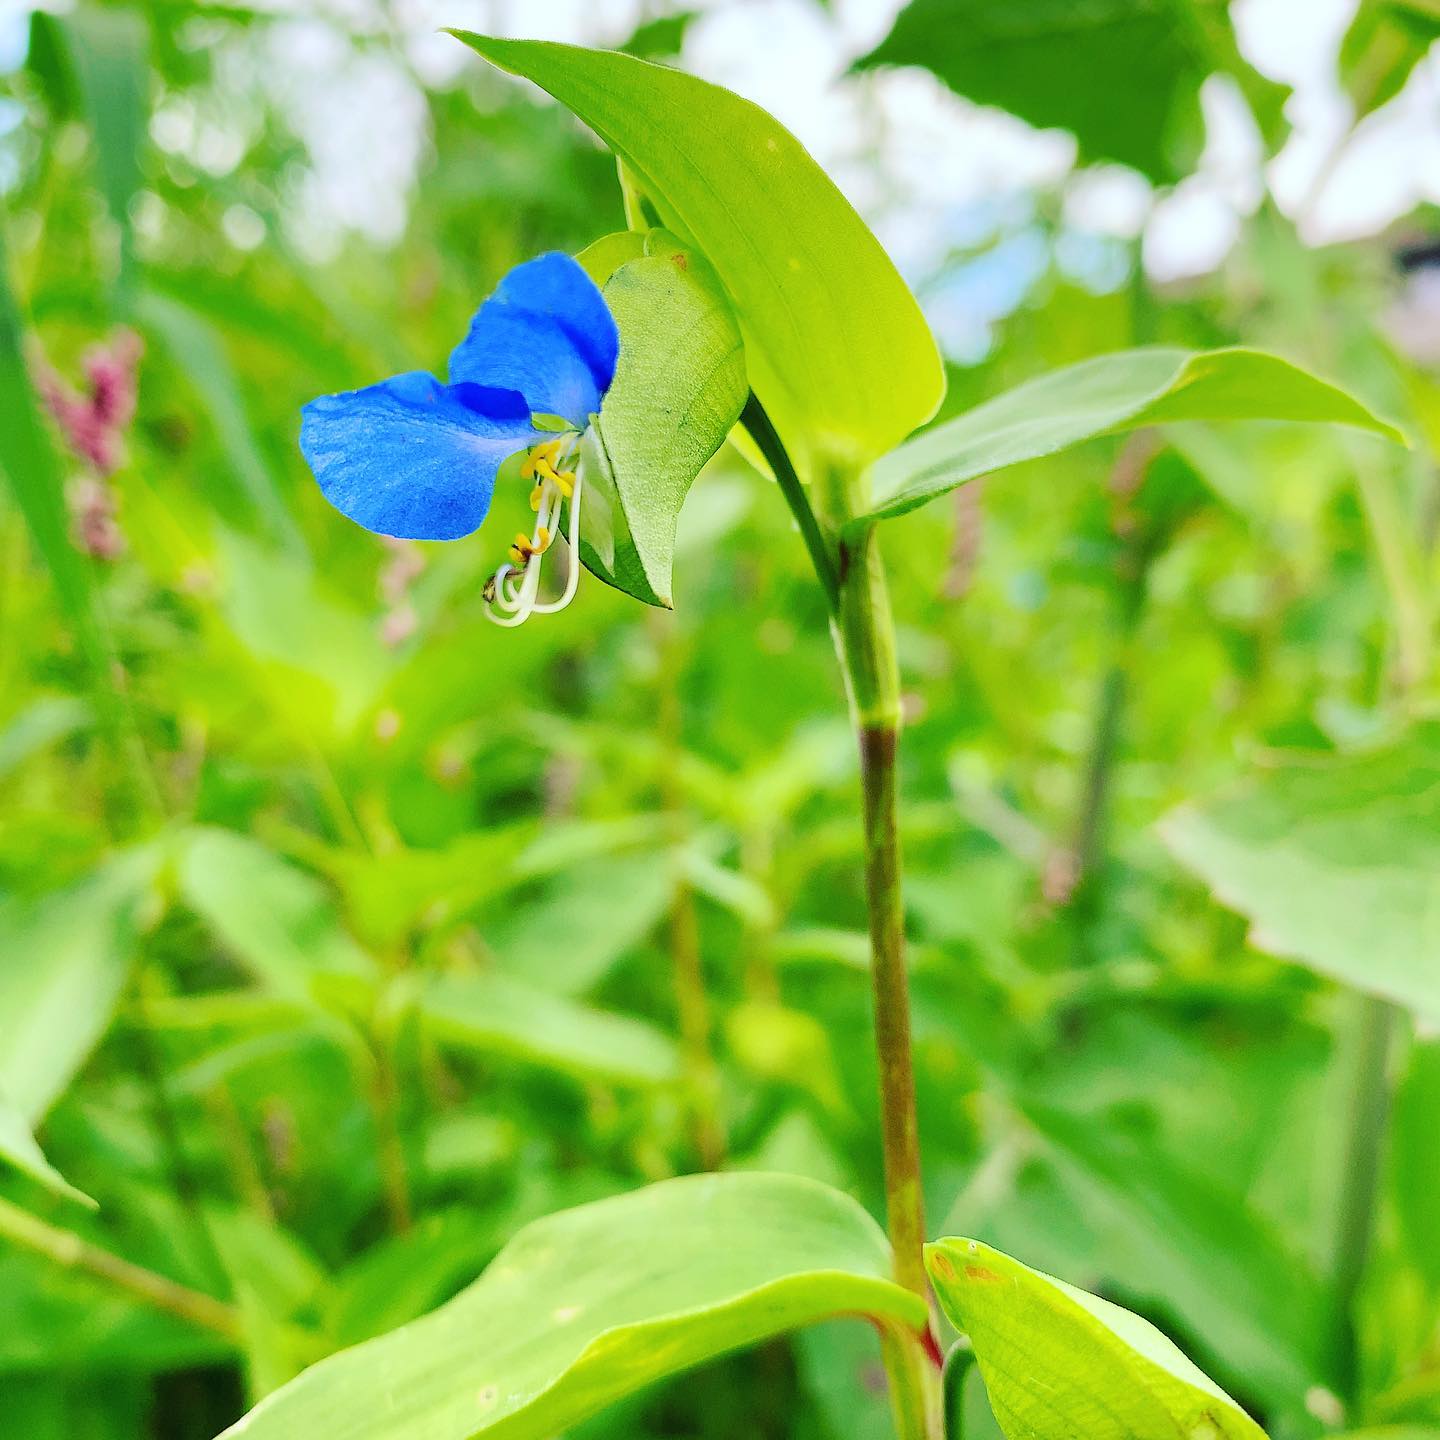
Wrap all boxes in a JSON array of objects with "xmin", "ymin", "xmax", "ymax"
[{"xmin": 6, "ymin": 0, "xmax": 1440, "ymax": 354}]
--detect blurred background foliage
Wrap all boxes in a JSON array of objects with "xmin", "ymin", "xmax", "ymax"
[{"xmin": 1, "ymin": 2, "xmax": 1439, "ymax": 1439}]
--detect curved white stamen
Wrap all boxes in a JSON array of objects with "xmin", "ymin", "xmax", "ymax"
[
  {"xmin": 484, "ymin": 435, "xmax": 584, "ymax": 627},
  {"xmin": 529, "ymin": 473, "xmax": 583, "ymax": 615}
]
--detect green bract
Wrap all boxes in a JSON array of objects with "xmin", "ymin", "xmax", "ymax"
[
  {"xmin": 220, "ymin": 1173, "xmax": 926, "ymax": 1440},
  {"xmin": 857, "ymin": 346, "xmax": 1407, "ymax": 530},
  {"xmin": 926, "ymin": 1238, "xmax": 1267, "ymax": 1440},
  {"xmin": 452, "ymin": 33, "xmax": 945, "ymax": 469},
  {"xmin": 580, "ymin": 230, "xmax": 747, "ymax": 608}
]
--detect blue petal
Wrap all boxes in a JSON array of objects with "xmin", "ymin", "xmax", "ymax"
[
  {"xmin": 300, "ymin": 372, "xmax": 537, "ymax": 541},
  {"xmin": 448, "ymin": 252, "xmax": 619, "ymax": 429}
]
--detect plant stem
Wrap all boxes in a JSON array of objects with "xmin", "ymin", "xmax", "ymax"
[
  {"xmin": 740, "ymin": 394, "xmax": 840, "ymax": 614},
  {"xmin": 757, "ymin": 422, "xmax": 940, "ymax": 1438},
  {"xmin": 836, "ymin": 522, "xmax": 927, "ymax": 1301},
  {"xmin": 0, "ymin": 1195, "xmax": 245, "ymax": 1344}
]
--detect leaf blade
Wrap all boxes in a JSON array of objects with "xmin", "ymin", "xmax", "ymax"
[
  {"xmin": 452, "ymin": 33, "xmax": 943, "ymax": 465},
  {"xmin": 857, "ymin": 346, "xmax": 1407, "ymax": 528},
  {"xmin": 926, "ymin": 1238, "xmax": 1267, "ymax": 1440},
  {"xmin": 222, "ymin": 1173, "xmax": 926, "ymax": 1440}
]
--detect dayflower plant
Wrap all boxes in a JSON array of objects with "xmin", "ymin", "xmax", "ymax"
[{"xmin": 300, "ymin": 251, "xmax": 618, "ymax": 626}]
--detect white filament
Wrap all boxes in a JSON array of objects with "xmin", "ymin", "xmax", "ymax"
[{"xmin": 485, "ymin": 440, "xmax": 583, "ymax": 627}]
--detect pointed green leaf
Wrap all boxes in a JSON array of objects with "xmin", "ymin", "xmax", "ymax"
[
  {"xmin": 452, "ymin": 33, "xmax": 943, "ymax": 466},
  {"xmin": 222, "ymin": 1173, "xmax": 926, "ymax": 1440},
  {"xmin": 926, "ymin": 1238, "xmax": 1267, "ymax": 1440},
  {"xmin": 581, "ymin": 236, "xmax": 746, "ymax": 607},
  {"xmin": 857, "ymin": 347, "xmax": 1406, "ymax": 529},
  {"xmin": 1160, "ymin": 727, "xmax": 1440, "ymax": 1019},
  {"xmin": 0, "ymin": 1089, "xmax": 95, "ymax": 1208}
]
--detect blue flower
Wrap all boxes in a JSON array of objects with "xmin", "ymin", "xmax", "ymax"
[{"xmin": 299, "ymin": 251, "xmax": 619, "ymax": 624}]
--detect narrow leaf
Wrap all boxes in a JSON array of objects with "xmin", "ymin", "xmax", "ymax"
[
  {"xmin": 0, "ymin": 1088, "xmax": 96, "ymax": 1207},
  {"xmin": 858, "ymin": 347, "xmax": 1406, "ymax": 529},
  {"xmin": 452, "ymin": 33, "xmax": 943, "ymax": 465},
  {"xmin": 222, "ymin": 1173, "xmax": 926, "ymax": 1440},
  {"xmin": 926, "ymin": 1238, "xmax": 1267, "ymax": 1440}
]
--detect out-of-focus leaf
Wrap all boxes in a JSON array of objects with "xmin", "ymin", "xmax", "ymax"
[
  {"xmin": 453, "ymin": 33, "xmax": 943, "ymax": 465},
  {"xmin": 177, "ymin": 827, "xmax": 373, "ymax": 1000},
  {"xmin": 581, "ymin": 233, "xmax": 747, "ymax": 607},
  {"xmin": 54, "ymin": 9, "xmax": 149, "ymax": 304},
  {"xmin": 858, "ymin": 348, "xmax": 1405, "ymax": 528},
  {"xmin": 419, "ymin": 971, "xmax": 679, "ymax": 1086},
  {"xmin": 1340, "ymin": 0, "xmax": 1440, "ymax": 119},
  {"xmin": 0, "ymin": 1087, "xmax": 95, "ymax": 1206},
  {"xmin": 926, "ymin": 1237, "xmax": 1267, "ymax": 1439},
  {"xmin": 619, "ymin": 10, "xmax": 699, "ymax": 60},
  {"xmin": 1026, "ymin": 1103, "xmax": 1327, "ymax": 1406},
  {"xmin": 1161, "ymin": 727, "xmax": 1440, "ymax": 1019},
  {"xmin": 1390, "ymin": 1041, "xmax": 1440, "ymax": 1292},
  {"xmin": 0, "ymin": 697, "xmax": 90, "ymax": 780},
  {"xmin": 0, "ymin": 850, "xmax": 156, "ymax": 1121},
  {"xmin": 0, "ymin": 1374, "xmax": 150, "ymax": 1440},
  {"xmin": 137, "ymin": 292, "xmax": 304, "ymax": 550},
  {"xmin": 856, "ymin": 0, "xmax": 1288, "ymax": 184},
  {"xmin": 482, "ymin": 849, "xmax": 673, "ymax": 996},
  {"xmin": 221, "ymin": 1173, "xmax": 925, "ymax": 1440}
]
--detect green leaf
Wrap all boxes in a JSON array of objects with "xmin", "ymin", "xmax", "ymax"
[
  {"xmin": 926, "ymin": 1238, "xmax": 1267, "ymax": 1440},
  {"xmin": 856, "ymin": 0, "xmax": 1288, "ymax": 185},
  {"xmin": 1024, "ymin": 1103, "xmax": 1326, "ymax": 1407},
  {"xmin": 222, "ymin": 1173, "xmax": 926, "ymax": 1440},
  {"xmin": 580, "ymin": 234, "xmax": 747, "ymax": 607},
  {"xmin": 452, "ymin": 33, "xmax": 943, "ymax": 465},
  {"xmin": 1340, "ymin": 1, "xmax": 1440, "ymax": 119},
  {"xmin": 419, "ymin": 971, "xmax": 680, "ymax": 1086},
  {"xmin": 177, "ymin": 828, "xmax": 374, "ymax": 1001},
  {"xmin": 857, "ymin": 347, "xmax": 1406, "ymax": 529},
  {"xmin": 0, "ymin": 851, "xmax": 156, "ymax": 1122},
  {"xmin": 54, "ymin": 9, "xmax": 149, "ymax": 306},
  {"xmin": 1160, "ymin": 727, "xmax": 1440, "ymax": 1018},
  {"xmin": 0, "ymin": 1088, "xmax": 95, "ymax": 1208},
  {"xmin": 137, "ymin": 291, "xmax": 305, "ymax": 551}
]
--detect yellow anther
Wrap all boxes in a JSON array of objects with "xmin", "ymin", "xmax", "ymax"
[
  {"xmin": 529, "ymin": 483, "xmax": 545, "ymax": 511},
  {"xmin": 534, "ymin": 526, "xmax": 552, "ymax": 554},
  {"xmin": 507, "ymin": 545, "xmax": 526, "ymax": 568}
]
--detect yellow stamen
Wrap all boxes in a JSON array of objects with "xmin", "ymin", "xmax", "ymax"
[
  {"xmin": 529, "ymin": 483, "xmax": 545, "ymax": 511},
  {"xmin": 534, "ymin": 526, "xmax": 552, "ymax": 554}
]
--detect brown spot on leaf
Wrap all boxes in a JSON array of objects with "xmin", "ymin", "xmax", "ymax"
[
  {"xmin": 963, "ymin": 1265, "xmax": 1002, "ymax": 1284},
  {"xmin": 929, "ymin": 1252, "xmax": 956, "ymax": 1281}
]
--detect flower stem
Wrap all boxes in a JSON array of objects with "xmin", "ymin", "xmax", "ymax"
[
  {"xmin": 833, "ymin": 514, "xmax": 928, "ymax": 1302},
  {"xmin": 0, "ymin": 1195, "xmax": 245, "ymax": 1345},
  {"xmin": 740, "ymin": 394, "xmax": 840, "ymax": 614}
]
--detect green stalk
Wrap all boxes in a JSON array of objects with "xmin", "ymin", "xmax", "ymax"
[
  {"xmin": 0, "ymin": 1195, "xmax": 244, "ymax": 1345},
  {"xmin": 743, "ymin": 403, "xmax": 939, "ymax": 1439}
]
